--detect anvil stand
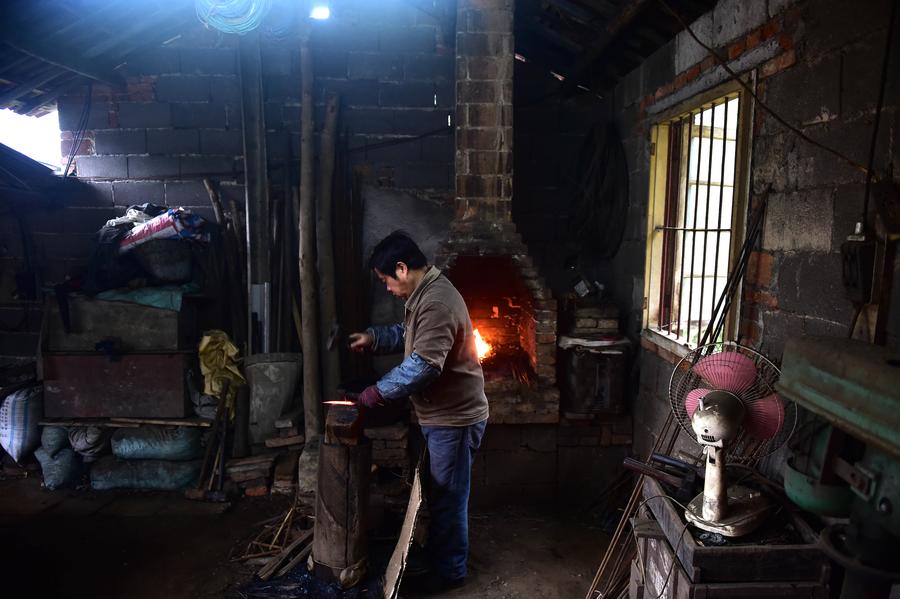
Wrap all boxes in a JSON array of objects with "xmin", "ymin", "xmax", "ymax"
[{"xmin": 311, "ymin": 401, "xmax": 371, "ymax": 588}]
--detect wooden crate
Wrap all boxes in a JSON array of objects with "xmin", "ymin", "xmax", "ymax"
[
  {"xmin": 630, "ymin": 517, "xmax": 828, "ymax": 599},
  {"xmin": 641, "ymin": 476, "xmax": 829, "ymax": 584}
]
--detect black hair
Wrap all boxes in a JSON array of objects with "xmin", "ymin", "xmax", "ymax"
[{"xmin": 368, "ymin": 230, "xmax": 427, "ymax": 278}]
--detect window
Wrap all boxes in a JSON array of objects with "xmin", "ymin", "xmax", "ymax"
[
  {"xmin": 644, "ymin": 85, "xmax": 750, "ymax": 351},
  {"xmin": 0, "ymin": 108, "xmax": 62, "ymax": 172}
]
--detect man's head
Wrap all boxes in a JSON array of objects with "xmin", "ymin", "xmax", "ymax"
[{"xmin": 369, "ymin": 231, "xmax": 428, "ymax": 299}]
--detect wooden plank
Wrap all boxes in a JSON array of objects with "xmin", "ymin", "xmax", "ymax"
[
  {"xmin": 258, "ymin": 528, "xmax": 315, "ymax": 580},
  {"xmin": 265, "ymin": 435, "xmax": 305, "ymax": 448},
  {"xmin": 39, "ymin": 419, "xmax": 139, "ymax": 428},
  {"xmin": 110, "ymin": 417, "xmax": 212, "ymax": 428}
]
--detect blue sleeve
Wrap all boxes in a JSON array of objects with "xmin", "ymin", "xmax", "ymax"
[
  {"xmin": 375, "ymin": 351, "xmax": 441, "ymax": 400},
  {"xmin": 367, "ymin": 323, "xmax": 405, "ymax": 355}
]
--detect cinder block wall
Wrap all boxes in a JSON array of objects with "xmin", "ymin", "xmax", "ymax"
[{"xmin": 608, "ymin": 0, "xmax": 900, "ymax": 456}]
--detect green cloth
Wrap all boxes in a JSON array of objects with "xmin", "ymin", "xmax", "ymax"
[{"xmin": 95, "ymin": 283, "xmax": 199, "ymax": 311}]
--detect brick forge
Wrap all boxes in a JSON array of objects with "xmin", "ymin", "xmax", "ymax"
[{"xmin": 436, "ymin": 0, "xmax": 559, "ymax": 424}]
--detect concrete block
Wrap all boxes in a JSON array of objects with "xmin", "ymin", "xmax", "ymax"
[
  {"xmin": 312, "ymin": 48, "xmax": 349, "ymax": 78},
  {"xmin": 58, "ymin": 101, "xmax": 111, "ymax": 131},
  {"xmin": 260, "ymin": 48, "xmax": 292, "ymax": 76},
  {"xmin": 481, "ymin": 424, "xmax": 521, "ymax": 450},
  {"xmin": 777, "ymin": 252, "xmax": 852, "ymax": 324},
  {"xmin": 712, "ymin": 0, "xmax": 767, "ymax": 47},
  {"xmin": 310, "ymin": 23, "xmax": 379, "ymax": 53},
  {"xmin": 317, "ymin": 79, "xmax": 380, "ymax": 107},
  {"xmin": 171, "ymin": 103, "xmax": 227, "ymax": 128},
  {"xmin": 760, "ymin": 308, "xmax": 805, "ymax": 360},
  {"xmin": 392, "ymin": 109, "xmax": 449, "ymax": 135},
  {"xmin": 112, "ymin": 181, "xmax": 165, "ymax": 207},
  {"xmin": 165, "ymin": 181, "xmax": 208, "ymax": 206},
  {"xmin": 831, "ymin": 184, "xmax": 866, "ymax": 252},
  {"xmin": 74, "ymin": 155, "xmax": 127, "ymax": 179},
  {"xmin": 395, "ymin": 162, "xmax": 450, "ymax": 189},
  {"xmin": 127, "ymin": 155, "xmax": 179, "ymax": 179},
  {"xmin": 404, "ymin": 54, "xmax": 454, "ymax": 81},
  {"xmin": 344, "ymin": 108, "xmax": 396, "ymax": 134},
  {"xmin": 675, "ymin": 12, "xmax": 713, "ymax": 74},
  {"xmin": 179, "ymin": 156, "xmax": 234, "ymax": 176},
  {"xmin": 379, "ymin": 82, "xmax": 437, "ymax": 107},
  {"xmin": 209, "ymin": 76, "xmax": 241, "ymax": 105},
  {"xmin": 762, "ymin": 190, "xmax": 834, "ymax": 252},
  {"xmin": 200, "ymin": 129, "xmax": 243, "ymax": 156},
  {"xmin": 180, "ymin": 48, "xmax": 236, "ymax": 75},
  {"xmin": 378, "ymin": 26, "xmax": 436, "ymax": 53},
  {"xmin": 521, "ymin": 425, "xmax": 557, "ymax": 452},
  {"xmin": 93, "ymin": 129, "xmax": 146, "ymax": 155},
  {"xmin": 124, "ymin": 47, "xmax": 180, "ymax": 75},
  {"xmin": 155, "ymin": 75, "xmax": 211, "ymax": 102},
  {"xmin": 65, "ymin": 181, "xmax": 114, "ymax": 207},
  {"xmin": 767, "ymin": 0, "xmax": 798, "ymax": 17},
  {"xmin": 640, "ymin": 40, "xmax": 676, "ymax": 96},
  {"xmin": 763, "ymin": 53, "xmax": 841, "ymax": 130},
  {"xmin": 147, "ymin": 129, "xmax": 200, "ymax": 155},
  {"xmin": 485, "ymin": 450, "xmax": 556, "ymax": 486},
  {"xmin": 118, "ymin": 102, "xmax": 171, "ymax": 128},
  {"xmin": 348, "ymin": 52, "xmax": 403, "ymax": 81}
]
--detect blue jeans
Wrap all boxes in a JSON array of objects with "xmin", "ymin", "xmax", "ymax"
[{"xmin": 420, "ymin": 420, "xmax": 487, "ymax": 581}]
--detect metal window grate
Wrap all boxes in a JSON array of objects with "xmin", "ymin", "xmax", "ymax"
[{"xmin": 656, "ymin": 96, "xmax": 741, "ymax": 346}]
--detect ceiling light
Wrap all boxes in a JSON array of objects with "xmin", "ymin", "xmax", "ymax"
[{"xmin": 310, "ymin": 5, "xmax": 330, "ymax": 19}]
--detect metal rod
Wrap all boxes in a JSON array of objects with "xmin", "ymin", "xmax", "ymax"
[
  {"xmin": 686, "ymin": 108, "xmax": 706, "ymax": 344},
  {"xmin": 698, "ymin": 101, "xmax": 716, "ymax": 340},
  {"xmin": 675, "ymin": 114, "xmax": 693, "ymax": 338},
  {"xmin": 710, "ymin": 97, "xmax": 731, "ymax": 341},
  {"xmin": 655, "ymin": 226, "xmax": 731, "ymax": 233}
]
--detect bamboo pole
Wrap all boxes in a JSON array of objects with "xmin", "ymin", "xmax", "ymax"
[
  {"xmin": 317, "ymin": 93, "xmax": 341, "ymax": 401},
  {"xmin": 299, "ymin": 36, "xmax": 323, "ymax": 441}
]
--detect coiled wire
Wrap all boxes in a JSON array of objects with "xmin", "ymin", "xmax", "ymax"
[{"xmin": 195, "ymin": 0, "xmax": 273, "ymax": 35}]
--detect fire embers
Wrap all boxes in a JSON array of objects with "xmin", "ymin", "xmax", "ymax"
[{"xmin": 473, "ymin": 328, "xmax": 493, "ymax": 362}]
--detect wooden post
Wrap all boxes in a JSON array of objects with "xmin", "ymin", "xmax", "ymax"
[
  {"xmin": 317, "ymin": 93, "xmax": 342, "ymax": 400},
  {"xmin": 299, "ymin": 36, "xmax": 323, "ymax": 441},
  {"xmin": 312, "ymin": 403, "xmax": 370, "ymax": 588}
]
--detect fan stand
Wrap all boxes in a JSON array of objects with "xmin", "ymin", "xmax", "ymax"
[{"xmin": 684, "ymin": 446, "xmax": 774, "ymax": 537}]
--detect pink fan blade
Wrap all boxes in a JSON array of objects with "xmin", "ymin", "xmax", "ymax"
[
  {"xmin": 744, "ymin": 393, "xmax": 784, "ymax": 440},
  {"xmin": 684, "ymin": 388, "xmax": 711, "ymax": 418},
  {"xmin": 694, "ymin": 352, "xmax": 758, "ymax": 394}
]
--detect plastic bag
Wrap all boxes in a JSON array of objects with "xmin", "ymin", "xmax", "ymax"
[
  {"xmin": 69, "ymin": 426, "xmax": 109, "ymax": 461},
  {"xmin": 0, "ymin": 386, "xmax": 43, "ymax": 463},
  {"xmin": 41, "ymin": 426, "xmax": 69, "ymax": 457},
  {"xmin": 35, "ymin": 447, "xmax": 81, "ymax": 490},
  {"xmin": 111, "ymin": 426, "xmax": 201, "ymax": 461},
  {"xmin": 90, "ymin": 456, "xmax": 201, "ymax": 491}
]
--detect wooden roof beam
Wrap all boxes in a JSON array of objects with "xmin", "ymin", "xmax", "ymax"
[{"xmin": 1, "ymin": 31, "xmax": 125, "ymax": 87}]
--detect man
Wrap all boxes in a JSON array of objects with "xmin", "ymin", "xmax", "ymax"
[{"xmin": 349, "ymin": 231, "xmax": 488, "ymax": 593}]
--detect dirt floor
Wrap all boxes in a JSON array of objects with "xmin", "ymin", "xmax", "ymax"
[{"xmin": 0, "ymin": 474, "xmax": 608, "ymax": 598}]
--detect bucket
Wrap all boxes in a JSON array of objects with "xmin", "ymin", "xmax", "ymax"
[{"xmin": 245, "ymin": 352, "xmax": 301, "ymax": 444}]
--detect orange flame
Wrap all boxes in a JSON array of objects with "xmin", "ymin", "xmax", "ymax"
[{"xmin": 473, "ymin": 328, "xmax": 493, "ymax": 362}]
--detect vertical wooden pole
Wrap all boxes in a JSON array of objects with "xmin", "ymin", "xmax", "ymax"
[
  {"xmin": 299, "ymin": 36, "xmax": 323, "ymax": 440},
  {"xmin": 317, "ymin": 93, "xmax": 342, "ymax": 400}
]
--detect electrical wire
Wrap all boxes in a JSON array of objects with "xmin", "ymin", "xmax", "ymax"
[
  {"xmin": 63, "ymin": 82, "xmax": 92, "ymax": 177},
  {"xmin": 861, "ymin": 0, "xmax": 898, "ymax": 228},
  {"xmin": 656, "ymin": 0, "xmax": 870, "ymax": 176},
  {"xmin": 195, "ymin": 0, "xmax": 272, "ymax": 35}
]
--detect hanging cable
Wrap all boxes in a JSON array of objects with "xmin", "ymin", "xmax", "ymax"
[
  {"xmin": 63, "ymin": 82, "xmax": 92, "ymax": 178},
  {"xmin": 656, "ymin": 0, "xmax": 870, "ymax": 176},
  {"xmin": 195, "ymin": 0, "xmax": 272, "ymax": 35}
]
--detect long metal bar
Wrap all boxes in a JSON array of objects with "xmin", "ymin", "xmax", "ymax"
[
  {"xmin": 659, "ymin": 120, "xmax": 682, "ymax": 334},
  {"xmin": 698, "ymin": 101, "xmax": 717, "ymax": 340},
  {"xmin": 685, "ymin": 108, "xmax": 705, "ymax": 344},
  {"xmin": 675, "ymin": 114, "xmax": 693, "ymax": 337},
  {"xmin": 710, "ymin": 97, "xmax": 732, "ymax": 336},
  {"xmin": 655, "ymin": 226, "xmax": 731, "ymax": 233}
]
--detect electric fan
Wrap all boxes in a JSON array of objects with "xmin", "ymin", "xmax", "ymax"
[{"xmin": 669, "ymin": 342, "xmax": 796, "ymax": 537}]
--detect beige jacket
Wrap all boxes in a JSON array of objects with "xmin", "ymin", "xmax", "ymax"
[{"xmin": 404, "ymin": 266, "xmax": 489, "ymax": 426}]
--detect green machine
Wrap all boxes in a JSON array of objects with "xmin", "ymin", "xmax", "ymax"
[{"xmin": 779, "ymin": 336, "xmax": 900, "ymax": 598}]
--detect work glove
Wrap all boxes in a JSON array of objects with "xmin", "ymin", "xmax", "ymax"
[{"xmin": 357, "ymin": 384, "xmax": 384, "ymax": 408}]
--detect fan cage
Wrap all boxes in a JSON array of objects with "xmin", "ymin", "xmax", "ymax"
[{"xmin": 668, "ymin": 342, "xmax": 797, "ymax": 462}]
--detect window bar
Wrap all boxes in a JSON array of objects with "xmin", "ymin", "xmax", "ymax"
[
  {"xmin": 675, "ymin": 113, "xmax": 693, "ymax": 337},
  {"xmin": 698, "ymin": 101, "xmax": 717, "ymax": 344},
  {"xmin": 710, "ymin": 97, "xmax": 732, "ymax": 339},
  {"xmin": 685, "ymin": 107, "xmax": 706, "ymax": 345}
]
